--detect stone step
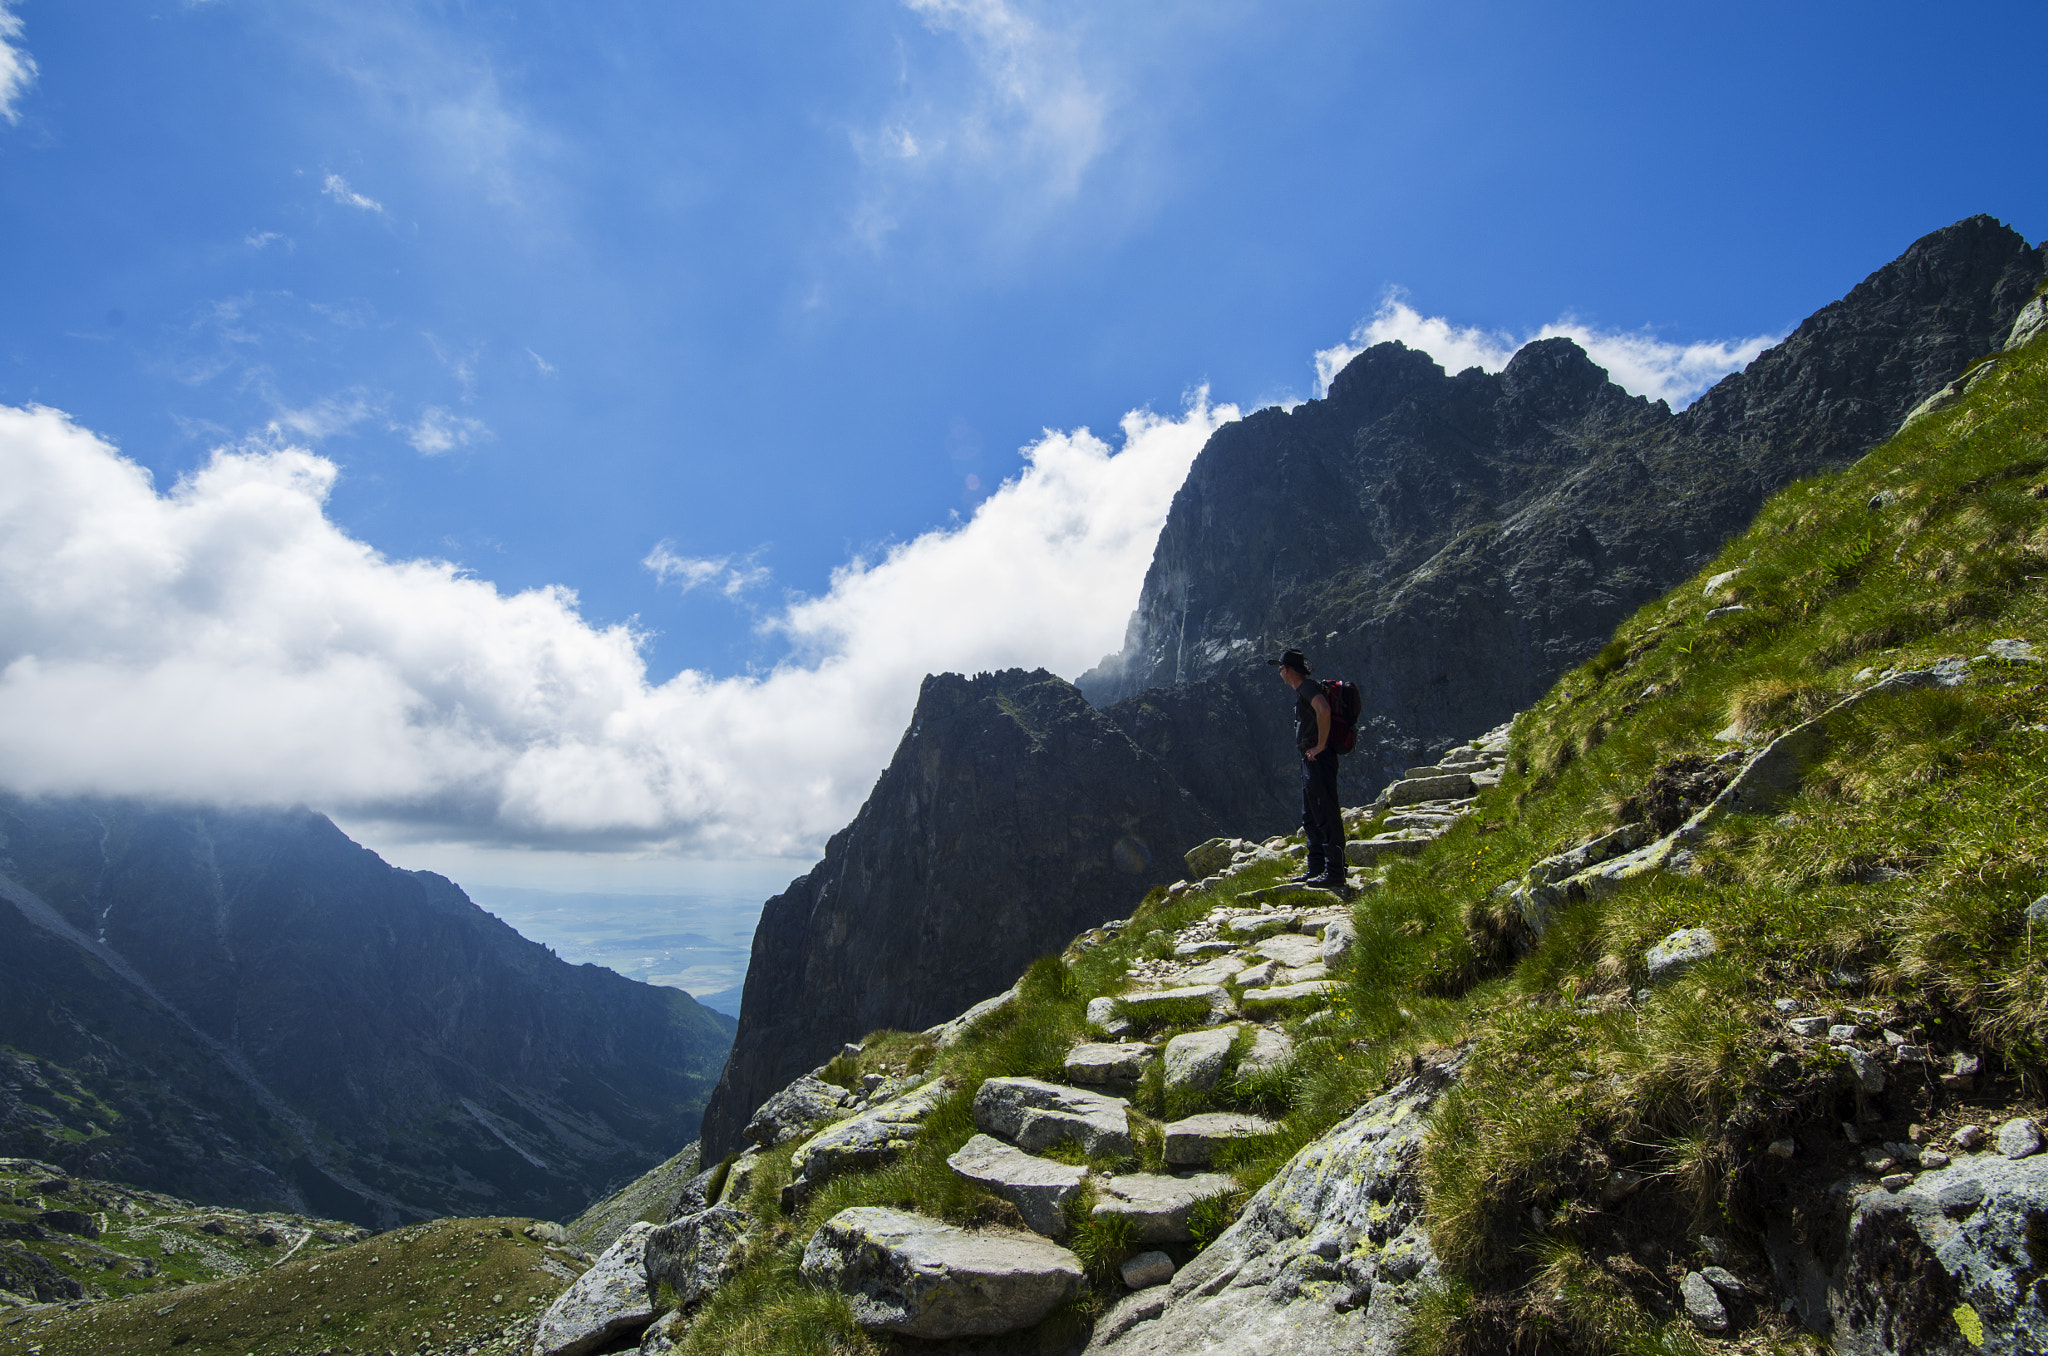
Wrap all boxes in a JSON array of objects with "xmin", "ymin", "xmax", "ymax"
[
  {"xmin": 1062, "ymin": 1041, "xmax": 1154, "ymax": 1088},
  {"xmin": 1090, "ymin": 1172, "xmax": 1237, "ymax": 1243},
  {"xmin": 1163, "ymin": 1026, "xmax": 1239, "ymax": 1092},
  {"xmin": 1163, "ymin": 1112, "xmax": 1283, "ymax": 1167},
  {"xmin": 800, "ymin": 1206, "xmax": 1084, "ymax": 1339},
  {"xmin": 946, "ymin": 1135, "xmax": 1089, "ymax": 1238},
  {"xmin": 973, "ymin": 1077, "xmax": 1133, "ymax": 1159}
]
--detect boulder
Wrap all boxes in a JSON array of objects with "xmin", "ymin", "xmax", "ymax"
[
  {"xmin": 33, "ymin": 1210, "xmax": 97, "ymax": 1240},
  {"xmin": 947, "ymin": 1134, "xmax": 1090, "ymax": 1238},
  {"xmin": 1163, "ymin": 1027, "xmax": 1238, "ymax": 1093},
  {"xmin": 1387, "ymin": 773, "xmax": 1472, "ymax": 805},
  {"xmin": 1092, "ymin": 1288, "xmax": 1170, "ymax": 1345},
  {"xmin": 644, "ymin": 1207, "xmax": 750, "ymax": 1311},
  {"xmin": 1091, "ymin": 1173, "xmax": 1238, "ymax": 1243},
  {"xmin": 1768, "ymin": 1148, "xmax": 2048, "ymax": 1352},
  {"xmin": 717, "ymin": 1149, "xmax": 767, "ymax": 1207},
  {"xmin": 1252, "ymin": 933, "xmax": 1323, "ymax": 969},
  {"xmin": 1120, "ymin": 1251, "xmax": 1175, "ymax": 1290},
  {"xmin": 1184, "ymin": 838, "xmax": 1244, "ymax": 878},
  {"xmin": 1645, "ymin": 928, "xmax": 1717, "ymax": 982},
  {"xmin": 799, "ymin": 1206, "xmax": 1084, "ymax": 1339},
  {"xmin": 974, "ymin": 1077, "xmax": 1133, "ymax": 1159},
  {"xmin": 1164, "ymin": 1113, "xmax": 1281, "ymax": 1167},
  {"xmin": 1233, "ymin": 959, "xmax": 1279, "ymax": 987},
  {"xmin": 742, "ymin": 1074, "xmax": 851, "ymax": 1149},
  {"xmin": 787, "ymin": 1079, "xmax": 951, "ymax": 1202},
  {"xmin": 1081, "ymin": 1051, "xmax": 1464, "ymax": 1356},
  {"xmin": 533, "ymin": 1221, "xmax": 658, "ymax": 1356},
  {"xmin": 1065, "ymin": 1042, "xmax": 1154, "ymax": 1088},
  {"xmin": 929, "ymin": 986, "xmax": 1021, "ymax": 1049}
]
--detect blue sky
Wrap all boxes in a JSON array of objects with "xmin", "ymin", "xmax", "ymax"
[{"xmin": 0, "ymin": 0, "xmax": 2041, "ymax": 897}]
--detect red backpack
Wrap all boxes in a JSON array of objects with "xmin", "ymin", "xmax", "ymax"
[{"xmin": 1322, "ymin": 678, "xmax": 1362, "ymax": 754}]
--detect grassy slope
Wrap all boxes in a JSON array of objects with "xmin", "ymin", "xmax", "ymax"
[
  {"xmin": 676, "ymin": 328, "xmax": 2048, "ymax": 1356},
  {"xmin": 3, "ymin": 1216, "xmax": 586, "ymax": 1356}
]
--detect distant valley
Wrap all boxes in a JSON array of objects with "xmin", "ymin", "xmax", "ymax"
[{"xmin": 470, "ymin": 887, "xmax": 765, "ymax": 1017}]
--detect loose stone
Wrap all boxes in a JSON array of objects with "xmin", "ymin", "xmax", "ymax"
[
  {"xmin": 1996, "ymin": 1118, "xmax": 2041, "ymax": 1159},
  {"xmin": 1680, "ymin": 1270, "xmax": 1729, "ymax": 1333},
  {"xmin": 1119, "ymin": 1250, "xmax": 1175, "ymax": 1290}
]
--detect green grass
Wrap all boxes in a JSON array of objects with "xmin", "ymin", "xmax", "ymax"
[{"xmin": 4, "ymin": 1217, "xmax": 575, "ymax": 1356}]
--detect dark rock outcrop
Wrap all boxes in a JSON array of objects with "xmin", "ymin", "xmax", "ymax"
[
  {"xmin": 699, "ymin": 669, "xmax": 1217, "ymax": 1157},
  {"xmin": 1081, "ymin": 215, "xmax": 2047, "ymax": 822},
  {"xmin": 0, "ymin": 795, "xmax": 736, "ymax": 1226}
]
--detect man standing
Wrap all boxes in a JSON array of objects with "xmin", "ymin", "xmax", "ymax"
[{"xmin": 1268, "ymin": 648, "xmax": 1346, "ymax": 891}]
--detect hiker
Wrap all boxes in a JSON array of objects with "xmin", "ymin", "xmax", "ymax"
[{"xmin": 1268, "ymin": 648, "xmax": 1347, "ymax": 889}]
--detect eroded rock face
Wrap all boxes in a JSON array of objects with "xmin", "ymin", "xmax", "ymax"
[
  {"xmin": 1086, "ymin": 1053, "xmax": 1464, "ymax": 1355},
  {"xmin": 1771, "ymin": 1151, "xmax": 2048, "ymax": 1355},
  {"xmin": 701, "ymin": 669, "xmax": 1219, "ymax": 1157},
  {"xmin": 532, "ymin": 1221, "xmax": 657, "ymax": 1356},
  {"xmin": 800, "ymin": 1206, "xmax": 1085, "ymax": 1339}
]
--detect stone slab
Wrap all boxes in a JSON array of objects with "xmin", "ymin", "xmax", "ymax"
[{"xmin": 800, "ymin": 1206, "xmax": 1083, "ymax": 1339}]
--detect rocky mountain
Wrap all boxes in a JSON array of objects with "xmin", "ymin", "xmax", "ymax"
[
  {"xmin": 0, "ymin": 795, "xmax": 736, "ymax": 1228},
  {"xmin": 701, "ymin": 216, "xmax": 2046, "ymax": 1162},
  {"xmin": 1082, "ymin": 214, "xmax": 2047, "ymax": 822},
  {"xmin": 698, "ymin": 670, "xmax": 1221, "ymax": 1158},
  {"xmin": 508, "ymin": 300, "xmax": 2048, "ymax": 1356}
]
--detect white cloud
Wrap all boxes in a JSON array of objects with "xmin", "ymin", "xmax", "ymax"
[
  {"xmin": 245, "ymin": 230, "xmax": 291, "ymax": 250},
  {"xmin": 526, "ymin": 348, "xmax": 556, "ymax": 377},
  {"xmin": 854, "ymin": 0, "xmax": 1111, "ymax": 245},
  {"xmin": 404, "ymin": 406, "xmax": 492, "ymax": 455},
  {"xmin": 322, "ymin": 172, "xmax": 386, "ymax": 214},
  {"xmin": 1314, "ymin": 292, "xmax": 1781, "ymax": 410},
  {"xmin": 0, "ymin": 394, "xmax": 1232, "ymax": 856},
  {"xmin": 0, "ymin": 3, "xmax": 36, "ymax": 125},
  {"xmin": 267, "ymin": 389, "xmax": 380, "ymax": 443},
  {"xmin": 643, "ymin": 545, "xmax": 769, "ymax": 599}
]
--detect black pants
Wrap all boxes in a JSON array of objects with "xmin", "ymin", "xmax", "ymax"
[{"xmin": 1301, "ymin": 753, "xmax": 1343, "ymax": 870}]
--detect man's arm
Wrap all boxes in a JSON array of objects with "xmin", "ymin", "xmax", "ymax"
[{"xmin": 1308, "ymin": 692, "xmax": 1331, "ymax": 759}]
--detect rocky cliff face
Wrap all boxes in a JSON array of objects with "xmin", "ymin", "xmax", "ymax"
[
  {"xmin": 1081, "ymin": 215, "xmax": 2047, "ymax": 824},
  {"xmin": 699, "ymin": 670, "xmax": 1219, "ymax": 1158},
  {"xmin": 0, "ymin": 796, "xmax": 736, "ymax": 1227}
]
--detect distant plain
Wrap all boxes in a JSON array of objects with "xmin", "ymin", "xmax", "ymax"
[{"xmin": 470, "ymin": 887, "xmax": 765, "ymax": 1015}]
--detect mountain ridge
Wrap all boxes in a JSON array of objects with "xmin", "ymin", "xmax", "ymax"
[{"xmin": 0, "ymin": 794, "xmax": 736, "ymax": 1227}]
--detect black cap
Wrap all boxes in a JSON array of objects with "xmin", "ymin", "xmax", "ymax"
[{"xmin": 1266, "ymin": 648, "xmax": 1310, "ymax": 674}]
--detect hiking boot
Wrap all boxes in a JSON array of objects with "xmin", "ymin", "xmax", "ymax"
[
  {"xmin": 1313, "ymin": 869, "xmax": 1351, "ymax": 894},
  {"xmin": 1290, "ymin": 861, "xmax": 1325, "ymax": 884}
]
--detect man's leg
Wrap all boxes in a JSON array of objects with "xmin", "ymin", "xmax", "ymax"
[
  {"xmin": 1309, "ymin": 756, "xmax": 1345, "ymax": 887},
  {"xmin": 1297, "ymin": 755, "xmax": 1328, "ymax": 879}
]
